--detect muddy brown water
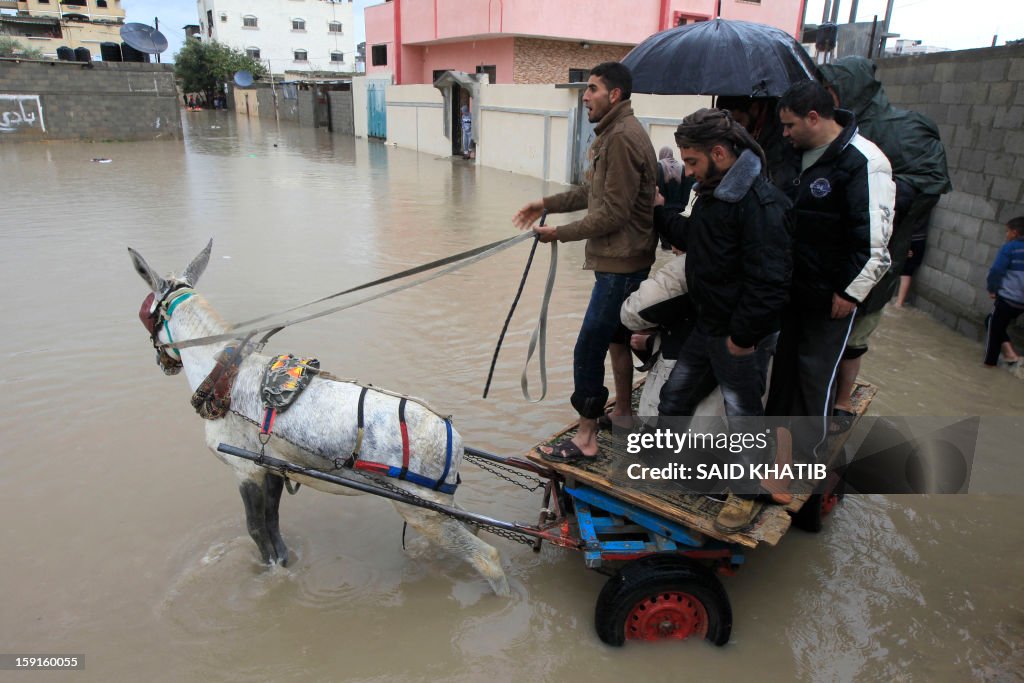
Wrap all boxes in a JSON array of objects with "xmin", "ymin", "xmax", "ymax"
[{"xmin": 1, "ymin": 111, "xmax": 1022, "ymax": 682}]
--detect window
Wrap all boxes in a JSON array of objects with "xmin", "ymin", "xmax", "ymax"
[
  {"xmin": 568, "ymin": 68, "xmax": 588, "ymax": 83},
  {"xmin": 220, "ymin": 13, "xmax": 227, "ymax": 23},
  {"xmin": 243, "ymin": 15, "xmax": 258, "ymax": 28},
  {"xmin": 63, "ymin": 0, "xmax": 86, "ymax": 6},
  {"xmin": 246, "ymin": 47, "xmax": 260, "ymax": 60},
  {"xmin": 96, "ymin": 0, "xmax": 108, "ymax": 7},
  {"xmin": 328, "ymin": 21, "xmax": 343, "ymax": 33},
  {"xmin": 675, "ymin": 13, "xmax": 709, "ymax": 26},
  {"xmin": 331, "ymin": 51, "xmax": 344, "ymax": 62},
  {"xmin": 475, "ymin": 64, "xmax": 496, "ymax": 84},
  {"xmin": 293, "ymin": 49, "xmax": 307, "ymax": 61},
  {"xmin": 292, "ymin": 18, "xmax": 305, "ymax": 31},
  {"xmin": 370, "ymin": 44, "xmax": 387, "ymax": 66}
]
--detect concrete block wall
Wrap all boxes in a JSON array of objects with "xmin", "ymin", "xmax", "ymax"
[
  {"xmin": 876, "ymin": 44, "xmax": 1024, "ymax": 339},
  {"xmin": 0, "ymin": 60, "xmax": 181, "ymax": 142},
  {"xmin": 329, "ymin": 91, "xmax": 354, "ymax": 134},
  {"xmin": 513, "ymin": 38, "xmax": 630, "ymax": 84}
]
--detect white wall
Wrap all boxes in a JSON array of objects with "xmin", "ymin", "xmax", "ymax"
[
  {"xmin": 198, "ymin": 0, "xmax": 356, "ymax": 74},
  {"xmin": 384, "ymin": 84, "xmax": 449, "ymax": 157},
  {"xmin": 352, "ymin": 75, "xmax": 368, "ymax": 138},
  {"xmin": 378, "ymin": 82, "xmax": 714, "ymax": 184}
]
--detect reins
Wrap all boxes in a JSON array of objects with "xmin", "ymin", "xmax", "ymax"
[
  {"xmin": 160, "ymin": 232, "xmax": 535, "ymax": 352},
  {"xmin": 483, "ymin": 213, "xmax": 557, "ymax": 402},
  {"xmin": 156, "ymin": 230, "xmax": 559, "ymax": 401}
]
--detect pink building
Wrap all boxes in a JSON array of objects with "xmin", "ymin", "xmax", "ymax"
[{"xmin": 364, "ymin": 0, "xmax": 806, "ymax": 85}]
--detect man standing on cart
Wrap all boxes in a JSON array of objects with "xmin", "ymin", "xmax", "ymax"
[
  {"xmin": 513, "ymin": 61, "xmax": 658, "ymax": 464},
  {"xmin": 654, "ymin": 108, "xmax": 794, "ymax": 531}
]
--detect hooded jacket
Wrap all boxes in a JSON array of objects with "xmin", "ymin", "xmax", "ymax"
[
  {"xmin": 819, "ymin": 56, "xmax": 952, "ymax": 197},
  {"xmin": 543, "ymin": 100, "xmax": 658, "ymax": 273},
  {"xmin": 655, "ymin": 149, "xmax": 792, "ymax": 348}
]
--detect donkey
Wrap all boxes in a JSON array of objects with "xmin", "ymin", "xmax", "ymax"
[{"xmin": 129, "ymin": 241, "xmax": 510, "ymax": 596}]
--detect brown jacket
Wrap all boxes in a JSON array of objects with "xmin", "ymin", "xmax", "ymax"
[{"xmin": 544, "ymin": 100, "xmax": 658, "ymax": 273}]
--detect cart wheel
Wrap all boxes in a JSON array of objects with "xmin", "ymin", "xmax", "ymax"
[
  {"xmin": 594, "ymin": 558, "xmax": 731, "ymax": 647},
  {"xmin": 792, "ymin": 479, "xmax": 845, "ymax": 533}
]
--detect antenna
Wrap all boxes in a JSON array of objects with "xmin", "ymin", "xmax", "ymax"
[
  {"xmin": 233, "ymin": 70, "xmax": 254, "ymax": 88},
  {"xmin": 119, "ymin": 22, "xmax": 169, "ymax": 55}
]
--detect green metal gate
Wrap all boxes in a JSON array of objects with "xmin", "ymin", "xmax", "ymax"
[{"xmin": 367, "ymin": 80, "xmax": 387, "ymax": 139}]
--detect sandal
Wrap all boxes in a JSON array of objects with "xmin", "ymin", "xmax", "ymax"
[
  {"xmin": 829, "ymin": 408, "xmax": 856, "ymax": 435},
  {"xmin": 539, "ymin": 439, "xmax": 598, "ymax": 464}
]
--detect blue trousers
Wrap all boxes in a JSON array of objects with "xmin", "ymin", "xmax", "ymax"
[{"xmin": 571, "ymin": 269, "xmax": 648, "ymax": 419}]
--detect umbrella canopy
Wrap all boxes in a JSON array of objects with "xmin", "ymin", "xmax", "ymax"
[
  {"xmin": 119, "ymin": 22, "xmax": 169, "ymax": 55},
  {"xmin": 622, "ymin": 19, "xmax": 817, "ymax": 97}
]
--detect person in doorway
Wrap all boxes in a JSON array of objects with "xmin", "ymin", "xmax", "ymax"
[
  {"xmin": 818, "ymin": 56, "xmax": 952, "ymax": 427},
  {"xmin": 765, "ymin": 81, "xmax": 895, "ymax": 460},
  {"xmin": 513, "ymin": 61, "xmax": 658, "ymax": 464},
  {"xmin": 655, "ymin": 146, "xmax": 692, "ymax": 250},
  {"xmin": 984, "ymin": 217, "xmax": 1024, "ymax": 367},
  {"xmin": 655, "ymin": 108, "xmax": 793, "ymax": 531},
  {"xmin": 460, "ymin": 105, "xmax": 473, "ymax": 159}
]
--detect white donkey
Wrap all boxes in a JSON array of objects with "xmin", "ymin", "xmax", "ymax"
[{"xmin": 129, "ymin": 241, "xmax": 510, "ymax": 596}]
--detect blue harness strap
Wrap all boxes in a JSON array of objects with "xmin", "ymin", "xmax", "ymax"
[{"xmin": 433, "ymin": 418, "xmax": 454, "ymax": 491}]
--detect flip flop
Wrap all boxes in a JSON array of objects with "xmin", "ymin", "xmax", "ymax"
[
  {"xmin": 829, "ymin": 408, "xmax": 856, "ymax": 435},
  {"xmin": 539, "ymin": 439, "xmax": 597, "ymax": 464}
]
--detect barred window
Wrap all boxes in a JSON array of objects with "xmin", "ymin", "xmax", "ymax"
[
  {"xmin": 328, "ymin": 21, "xmax": 343, "ymax": 33},
  {"xmin": 246, "ymin": 47, "xmax": 260, "ymax": 60},
  {"xmin": 293, "ymin": 49, "xmax": 308, "ymax": 61},
  {"xmin": 292, "ymin": 18, "xmax": 306, "ymax": 31},
  {"xmin": 331, "ymin": 51, "xmax": 344, "ymax": 62},
  {"xmin": 243, "ymin": 15, "xmax": 258, "ymax": 28}
]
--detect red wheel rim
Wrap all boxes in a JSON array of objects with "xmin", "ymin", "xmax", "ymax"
[
  {"xmin": 820, "ymin": 492, "xmax": 839, "ymax": 516},
  {"xmin": 625, "ymin": 592, "xmax": 708, "ymax": 641}
]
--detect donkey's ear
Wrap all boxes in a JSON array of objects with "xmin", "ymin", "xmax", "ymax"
[
  {"xmin": 128, "ymin": 246, "xmax": 166, "ymax": 293},
  {"xmin": 182, "ymin": 239, "xmax": 213, "ymax": 286}
]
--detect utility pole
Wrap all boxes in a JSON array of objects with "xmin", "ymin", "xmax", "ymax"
[
  {"xmin": 154, "ymin": 17, "xmax": 160, "ymax": 63},
  {"xmin": 849, "ymin": 0, "xmax": 860, "ymax": 23},
  {"xmin": 880, "ymin": 0, "xmax": 896, "ymax": 55}
]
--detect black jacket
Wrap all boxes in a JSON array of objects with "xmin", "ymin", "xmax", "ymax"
[
  {"xmin": 655, "ymin": 149, "xmax": 792, "ymax": 349},
  {"xmin": 785, "ymin": 110, "xmax": 895, "ymax": 312}
]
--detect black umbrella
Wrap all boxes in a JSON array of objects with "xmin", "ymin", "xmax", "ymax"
[{"xmin": 622, "ymin": 19, "xmax": 817, "ymax": 97}]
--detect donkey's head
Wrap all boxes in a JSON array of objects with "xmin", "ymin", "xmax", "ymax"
[{"xmin": 128, "ymin": 240, "xmax": 213, "ymax": 375}]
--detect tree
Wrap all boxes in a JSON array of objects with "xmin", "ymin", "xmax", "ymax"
[
  {"xmin": 174, "ymin": 39, "xmax": 266, "ymax": 104},
  {"xmin": 0, "ymin": 36, "xmax": 45, "ymax": 60}
]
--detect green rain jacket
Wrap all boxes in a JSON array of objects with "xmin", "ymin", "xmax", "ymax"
[
  {"xmin": 820, "ymin": 56, "xmax": 952, "ymax": 313},
  {"xmin": 819, "ymin": 56, "xmax": 952, "ymax": 196}
]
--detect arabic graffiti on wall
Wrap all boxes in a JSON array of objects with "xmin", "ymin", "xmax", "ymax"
[{"xmin": 0, "ymin": 95, "xmax": 46, "ymax": 133}]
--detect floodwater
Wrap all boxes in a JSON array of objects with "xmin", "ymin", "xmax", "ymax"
[{"xmin": 1, "ymin": 111, "xmax": 1022, "ymax": 683}]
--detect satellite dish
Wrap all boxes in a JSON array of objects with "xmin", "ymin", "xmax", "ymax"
[
  {"xmin": 119, "ymin": 22, "xmax": 168, "ymax": 54},
  {"xmin": 233, "ymin": 70, "xmax": 254, "ymax": 88}
]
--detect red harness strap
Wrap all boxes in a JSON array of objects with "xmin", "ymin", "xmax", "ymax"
[{"xmin": 398, "ymin": 398, "xmax": 411, "ymax": 479}]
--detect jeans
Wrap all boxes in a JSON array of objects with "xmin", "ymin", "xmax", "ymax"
[
  {"xmin": 658, "ymin": 326, "xmax": 771, "ymax": 418},
  {"xmin": 571, "ymin": 269, "xmax": 649, "ymax": 419}
]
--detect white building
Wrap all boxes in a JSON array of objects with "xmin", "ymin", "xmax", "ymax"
[{"xmin": 196, "ymin": 0, "xmax": 355, "ymax": 74}]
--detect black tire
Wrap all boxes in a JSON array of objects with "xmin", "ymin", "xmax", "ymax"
[
  {"xmin": 595, "ymin": 558, "xmax": 732, "ymax": 647},
  {"xmin": 792, "ymin": 477, "xmax": 845, "ymax": 533}
]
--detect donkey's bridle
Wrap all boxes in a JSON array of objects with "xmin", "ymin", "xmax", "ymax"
[{"xmin": 139, "ymin": 283, "xmax": 194, "ymax": 375}]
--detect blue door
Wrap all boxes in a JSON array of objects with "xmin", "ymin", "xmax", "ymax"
[{"xmin": 367, "ymin": 80, "xmax": 387, "ymax": 139}]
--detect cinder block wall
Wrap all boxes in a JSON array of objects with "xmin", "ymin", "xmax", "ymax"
[
  {"xmin": 876, "ymin": 44, "xmax": 1024, "ymax": 338},
  {"xmin": 329, "ymin": 91, "xmax": 354, "ymax": 134},
  {"xmin": 0, "ymin": 60, "xmax": 181, "ymax": 142}
]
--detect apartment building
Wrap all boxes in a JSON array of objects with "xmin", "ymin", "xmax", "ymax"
[
  {"xmin": 196, "ymin": 0, "xmax": 357, "ymax": 75},
  {"xmin": 0, "ymin": 0, "xmax": 125, "ymax": 58}
]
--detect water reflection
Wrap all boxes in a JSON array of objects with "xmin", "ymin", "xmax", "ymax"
[{"xmin": 0, "ymin": 111, "xmax": 1020, "ymax": 683}]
